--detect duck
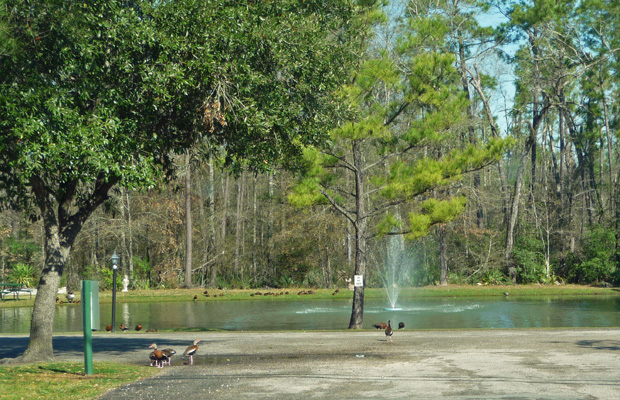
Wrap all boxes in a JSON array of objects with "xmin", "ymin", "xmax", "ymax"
[
  {"xmin": 105, "ymin": 325, "xmax": 112, "ymax": 332},
  {"xmin": 372, "ymin": 322, "xmax": 387, "ymax": 330},
  {"xmin": 193, "ymin": 295, "xmax": 198, "ymax": 302},
  {"xmin": 135, "ymin": 324, "xmax": 143, "ymax": 331},
  {"xmin": 398, "ymin": 322, "xmax": 405, "ymax": 329},
  {"xmin": 161, "ymin": 348, "xmax": 177, "ymax": 366},
  {"xmin": 120, "ymin": 323, "xmax": 129, "ymax": 332},
  {"xmin": 148, "ymin": 343, "xmax": 167, "ymax": 368},
  {"xmin": 183, "ymin": 339, "xmax": 201, "ymax": 365},
  {"xmin": 385, "ymin": 320, "xmax": 393, "ymax": 342},
  {"xmin": 66, "ymin": 291, "xmax": 75, "ymax": 303}
]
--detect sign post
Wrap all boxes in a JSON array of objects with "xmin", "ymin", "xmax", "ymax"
[{"xmin": 81, "ymin": 280, "xmax": 99, "ymax": 375}]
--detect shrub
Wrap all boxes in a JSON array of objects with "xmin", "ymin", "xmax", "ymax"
[
  {"xmin": 512, "ymin": 235, "xmax": 546, "ymax": 283},
  {"xmin": 480, "ymin": 268, "xmax": 508, "ymax": 285},
  {"xmin": 8, "ymin": 263, "xmax": 36, "ymax": 287}
]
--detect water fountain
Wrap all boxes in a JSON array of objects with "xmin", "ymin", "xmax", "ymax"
[{"xmin": 380, "ymin": 234, "xmax": 414, "ymax": 310}]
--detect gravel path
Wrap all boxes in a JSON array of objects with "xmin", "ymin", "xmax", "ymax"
[{"xmin": 2, "ymin": 329, "xmax": 620, "ymax": 399}]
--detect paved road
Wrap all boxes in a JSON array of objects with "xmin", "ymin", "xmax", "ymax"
[{"xmin": 2, "ymin": 329, "xmax": 620, "ymax": 399}]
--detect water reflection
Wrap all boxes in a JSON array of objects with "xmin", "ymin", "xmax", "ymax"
[{"xmin": 2, "ymin": 296, "xmax": 620, "ymax": 334}]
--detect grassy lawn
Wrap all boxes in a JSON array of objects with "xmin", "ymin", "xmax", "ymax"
[
  {"xmin": 2, "ymin": 284, "xmax": 619, "ymax": 309},
  {"xmin": 0, "ymin": 362, "xmax": 160, "ymax": 400}
]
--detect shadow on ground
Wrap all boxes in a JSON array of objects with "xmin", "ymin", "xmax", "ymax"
[
  {"xmin": 576, "ymin": 339, "xmax": 620, "ymax": 351},
  {"xmin": 0, "ymin": 336, "xmax": 205, "ymax": 362}
]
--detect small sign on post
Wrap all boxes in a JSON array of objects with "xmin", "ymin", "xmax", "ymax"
[
  {"xmin": 354, "ymin": 275, "xmax": 364, "ymax": 287},
  {"xmin": 81, "ymin": 280, "xmax": 99, "ymax": 375}
]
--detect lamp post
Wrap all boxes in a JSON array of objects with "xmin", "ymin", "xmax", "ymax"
[{"xmin": 111, "ymin": 251, "xmax": 120, "ymax": 333}]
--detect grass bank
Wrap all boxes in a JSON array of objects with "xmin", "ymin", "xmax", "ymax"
[
  {"xmin": 2, "ymin": 284, "xmax": 618, "ymax": 309},
  {"xmin": 0, "ymin": 362, "xmax": 159, "ymax": 400}
]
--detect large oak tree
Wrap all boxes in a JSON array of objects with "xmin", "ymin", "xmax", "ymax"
[{"xmin": 0, "ymin": 0, "xmax": 371, "ymax": 362}]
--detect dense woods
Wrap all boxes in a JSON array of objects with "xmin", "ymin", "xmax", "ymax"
[{"xmin": 1, "ymin": 0, "xmax": 620, "ymax": 336}]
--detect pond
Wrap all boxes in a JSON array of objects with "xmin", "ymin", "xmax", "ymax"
[{"xmin": 2, "ymin": 296, "xmax": 620, "ymax": 334}]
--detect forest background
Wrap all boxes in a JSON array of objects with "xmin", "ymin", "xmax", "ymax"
[{"xmin": 1, "ymin": 0, "xmax": 619, "ymax": 294}]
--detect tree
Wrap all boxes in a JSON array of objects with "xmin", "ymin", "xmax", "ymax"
[
  {"xmin": 0, "ymin": 0, "xmax": 369, "ymax": 362},
  {"xmin": 290, "ymin": 3, "xmax": 511, "ymax": 328}
]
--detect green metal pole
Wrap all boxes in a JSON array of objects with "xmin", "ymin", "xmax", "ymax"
[{"xmin": 82, "ymin": 280, "xmax": 94, "ymax": 375}]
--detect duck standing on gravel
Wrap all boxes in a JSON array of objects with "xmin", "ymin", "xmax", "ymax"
[
  {"xmin": 148, "ymin": 343, "xmax": 167, "ymax": 368},
  {"xmin": 183, "ymin": 339, "xmax": 201, "ymax": 365},
  {"xmin": 385, "ymin": 320, "xmax": 393, "ymax": 342},
  {"xmin": 161, "ymin": 348, "xmax": 177, "ymax": 366}
]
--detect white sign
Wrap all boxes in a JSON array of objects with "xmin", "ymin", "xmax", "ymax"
[{"xmin": 354, "ymin": 275, "xmax": 364, "ymax": 287}]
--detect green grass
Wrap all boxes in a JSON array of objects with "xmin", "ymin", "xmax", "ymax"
[
  {"xmin": 2, "ymin": 284, "xmax": 619, "ymax": 309},
  {"xmin": 0, "ymin": 362, "xmax": 160, "ymax": 400}
]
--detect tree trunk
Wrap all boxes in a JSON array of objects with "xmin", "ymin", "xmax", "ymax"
[
  {"xmin": 6, "ymin": 175, "xmax": 115, "ymax": 363},
  {"xmin": 22, "ymin": 236, "xmax": 66, "ymax": 362},
  {"xmin": 184, "ymin": 151, "xmax": 193, "ymax": 288},
  {"xmin": 438, "ymin": 226, "xmax": 448, "ymax": 285},
  {"xmin": 505, "ymin": 159, "xmax": 525, "ymax": 263},
  {"xmin": 348, "ymin": 141, "xmax": 367, "ymax": 329},
  {"xmin": 234, "ymin": 171, "xmax": 245, "ymax": 280},
  {"xmin": 600, "ymin": 73, "xmax": 614, "ymax": 213},
  {"xmin": 252, "ymin": 175, "xmax": 258, "ymax": 277},
  {"xmin": 207, "ymin": 156, "xmax": 218, "ymax": 288},
  {"xmin": 125, "ymin": 190, "xmax": 134, "ymax": 275},
  {"xmin": 457, "ymin": 33, "xmax": 484, "ymax": 229}
]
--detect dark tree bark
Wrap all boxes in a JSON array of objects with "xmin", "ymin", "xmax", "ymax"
[
  {"xmin": 348, "ymin": 141, "xmax": 367, "ymax": 329},
  {"xmin": 438, "ymin": 226, "xmax": 448, "ymax": 286},
  {"xmin": 184, "ymin": 151, "xmax": 193, "ymax": 288},
  {"xmin": 4, "ymin": 175, "xmax": 117, "ymax": 363}
]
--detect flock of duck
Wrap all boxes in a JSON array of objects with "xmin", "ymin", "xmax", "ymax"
[
  {"xmin": 148, "ymin": 340, "xmax": 201, "ymax": 368},
  {"xmin": 100, "ymin": 291, "xmax": 403, "ymax": 368},
  {"xmin": 144, "ymin": 321, "xmax": 400, "ymax": 368},
  {"xmin": 372, "ymin": 320, "xmax": 405, "ymax": 342}
]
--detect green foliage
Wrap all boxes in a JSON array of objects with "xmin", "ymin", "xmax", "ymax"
[
  {"xmin": 8, "ymin": 263, "xmax": 36, "ymax": 287},
  {"xmin": 577, "ymin": 226, "xmax": 616, "ymax": 283},
  {"xmin": 556, "ymin": 226, "xmax": 618, "ymax": 284},
  {"xmin": 480, "ymin": 269, "xmax": 508, "ymax": 285},
  {"xmin": 406, "ymin": 197, "xmax": 467, "ymax": 240},
  {"xmin": 0, "ymin": 0, "xmax": 370, "ymax": 217},
  {"xmin": 129, "ymin": 257, "xmax": 153, "ymax": 289},
  {"xmin": 512, "ymin": 235, "xmax": 546, "ymax": 284},
  {"xmin": 6, "ymin": 236, "xmax": 40, "ymax": 262},
  {"xmin": 98, "ymin": 268, "xmax": 123, "ymax": 291},
  {"xmin": 132, "ymin": 257, "xmax": 152, "ymax": 280},
  {"xmin": 275, "ymin": 274, "xmax": 298, "ymax": 289}
]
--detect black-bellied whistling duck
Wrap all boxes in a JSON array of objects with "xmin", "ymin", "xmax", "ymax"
[
  {"xmin": 135, "ymin": 324, "xmax": 142, "ymax": 331},
  {"xmin": 148, "ymin": 343, "xmax": 167, "ymax": 368},
  {"xmin": 183, "ymin": 339, "xmax": 201, "ymax": 365},
  {"xmin": 372, "ymin": 322, "xmax": 387, "ymax": 330},
  {"xmin": 161, "ymin": 348, "xmax": 176, "ymax": 366},
  {"xmin": 120, "ymin": 323, "xmax": 128, "ymax": 332},
  {"xmin": 106, "ymin": 325, "xmax": 112, "ymax": 332},
  {"xmin": 385, "ymin": 320, "xmax": 393, "ymax": 342},
  {"xmin": 398, "ymin": 322, "xmax": 405, "ymax": 329},
  {"xmin": 193, "ymin": 295, "xmax": 198, "ymax": 302}
]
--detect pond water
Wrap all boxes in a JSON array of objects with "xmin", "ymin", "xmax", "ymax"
[{"xmin": 2, "ymin": 296, "xmax": 620, "ymax": 334}]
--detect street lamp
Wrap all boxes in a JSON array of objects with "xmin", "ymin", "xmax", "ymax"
[{"xmin": 111, "ymin": 251, "xmax": 120, "ymax": 333}]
